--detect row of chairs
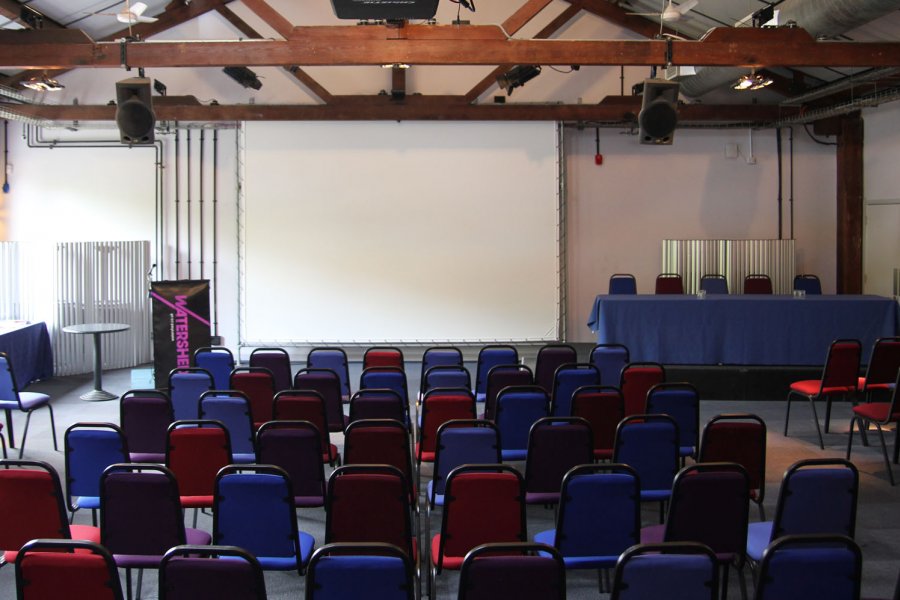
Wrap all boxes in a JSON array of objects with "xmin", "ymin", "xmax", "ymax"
[{"xmin": 608, "ymin": 272, "xmax": 823, "ymax": 295}]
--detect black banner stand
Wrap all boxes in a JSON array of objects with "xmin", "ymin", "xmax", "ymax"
[{"xmin": 150, "ymin": 280, "xmax": 211, "ymax": 389}]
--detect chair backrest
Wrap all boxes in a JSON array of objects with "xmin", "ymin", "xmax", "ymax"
[
  {"xmin": 771, "ymin": 458, "xmax": 859, "ymax": 541},
  {"xmin": 358, "ymin": 367, "xmax": 410, "ymax": 410},
  {"xmin": 534, "ymin": 344, "xmax": 578, "ymax": 394},
  {"xmin": 646, "ymin": 382, "xmax": 700, "ymax": 457},
  {"xmin": 168, "ymin": 367, "xmax": 214, "ymax": 421},
  {"xmin": 256, "ymin": 420, "xmax": 326, "ymax": 503},
  {"xmin": 249, "ymin": 347, "xmax": 292, "ymax": 392},
  {"xmin": 754, "ymin": 535, "xmax": 862, "ymax": 600},
  {"xmin": 0, "ymin": 352, "xmax": 23, "ymax": 406},
  {"xmin": 792, "ymin": 273, "xmax": 823, "ymax": 295},
  {"xmin": 349, "ymin": 388, "xmax": 407, "ymax": 426},
  {"xmin": 272, "ymin": 390, "xmax": 338, "ymax": 464},
  {"xmin": 343, "ymin": 420, "xmax": 414, "ymax": 493},
  {"xmin": 494, "ymin": 386, "xmax": 550, "ymax": 460},
  {"xmin": 199, "ymin": 391, "xmax": 256, "ymax": 457},
  {"xmin": 698, "ymin": 413, "xmax": 767, "ymax": 505},
  {"xmin": 64, "ymin": 422, "xmax": 129, "ymax": 511},
  {"xmin": 525, "ymin": 417, "xmax": 594, "ymax": 499},
  {"xmin": 484, "ymin": 364, "xmax": 533, "ymax": 420},
  {"xmin": 213, "ymin": 465, "xmax": 300, "ymax": 562},
  {"xmin": 119, "ymin": 389, "xmax": 173, "ymax": 461},
  {"xmin": 159, "ymin": 545, "xmax": 267, "ymax": 600},
  {"xmin": 166, "ymin": 420, "xmax": 233, "ymax": 498},
  {"xmin": 420, "ymin": 346, "xmax": 464, "ymax": 390},
  {"xmin": 553, "ymin": 464, "xmax": 640, "ymax": 560},
  {"xmin": 474, "ymin": 345, "xmax": 519, "ymax": 399},
  {"xmin": 589, "ymin": 344, "xmax": 630, "ymax": 386},
  {"xmin": 0, "ymin": 460, "xmax": 74, "ymax": 557},
  {"xmin": 662, "ymin": 463, "xmax": 750, "ymax": 557},
  {"xmin": 192, "ymin": 346, "xmax": 235, "ymax": 390},
  {"xmin": 743, "ymin": 273, "xmax": 773, "ymax": 294},
  {"xmin": 325, "ymin": 465, "xmax": 413, "ymax": 557},
  {"xmin": 458, "ymin": 542, "xmax": 566, "ymax": 600},
  {"xmin": 435, "ymin": 465, "xmax": 526, "ymax": 567},
  {"xmin": 417, "ymin": 388, "xmax": 477, "ymax": 460},
  {"xmin": 620, "ymin": 362, "xmax": 665, "ymax": 417},
  {"xmin": 16, "ymin": 539, "xmax": 124, "ymax": 600},
  {"xmin": 100, "ymin": 463, "xmax": 187, "ymax": 556},
  {"xmin": 421, "ymin": 365, "xmax": 472, "ymax": 397},
  {"xmin": 570, "ymin": 385, "xmax": 624, "ymax": 460},
  {"xmin": 655, "ymin": 273, "xmax": 684, "ymax": 295},
  {"xmin": 307, "ymin": 347, "xmax": 352, "ymax": 399},
  {"xmin": 611, "ymin": 542, "xmax": 719, "ymax": 600},
  {"xmin": 820, "ymin": 339, "xmax": 862, "ymax": 391},
  {"xmin": 550, "ymin": 363, "xmax": 601, "ymax": 417},
  {"xmin": 608, "ymin": 273, "xmax": 637, "ymax": 295},
  {"xmin": 293, "ymin": 368, "xmax": 346, "ymax": 433},
  {"xmin": 431, "ymin": 420, "xmax": 501, "ymax": 504},
  {"xmin": 699, "ymin": 274, "xmax": 729, "ymax": 294},
  {"xmin": 363, "ymin": 346, "xmax": 405, "ymax": 371},
  {"xmin": 862, "ymin": 337, "xmax": 900, "ymax": 390},
  {"xmin": 613, "ymin": 414, "xmax": 680, "ymax": 493},
  {"xmin": 305, "ymin": 543, "xmax": 414, "ymax": 600},
  {"xmin": 230, "ymin": 367, "xmax": 277, "ymax": 426}
]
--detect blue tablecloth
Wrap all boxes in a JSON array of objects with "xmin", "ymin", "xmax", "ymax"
[
  {"xmin": 0, "ymin": 321, "xmax": 54, "ymax": 387},
  {"xmin": 587, "ymin": 295, "xmax": 899, "ymax": 366}
]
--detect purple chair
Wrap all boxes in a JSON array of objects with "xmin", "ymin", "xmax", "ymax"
[
  {"xmin": 458, "ymin": 542, "xmax": 566, "ymax": 600},
  {"xmin": 483, "ymin": 364, "xmax": 533, "ymax": 420},
  {"xmin": 524, "ymin": 416, "xmax": 594, "ymax": 505},
  {"xmin": 100, "ymin": 463, "xmax": 212, "ymax": 600},
  {"xmin": 159, "ymin": 545, "xmax": 267, "ymax": 600},
  {"xmin": 256, "ymin": 420, "xmax": 326, "ymax": 508},
  {"xmin": 293, "ymin": 368, "xmax": 348, "ymax": 433},
  {"xmin": 249, "ymin": 347, "xmax": 292, "ymax": 393},
  {"xmin": 534, "ymin": 344, "xmax": 577, "ymax": 394},
  {"xmin": 119, "ymin": 389, "xmax": 173, "ymax": 462},
  {"xmin": 349, "ymin": 388, "xmax": 408, "ymax": 427}
]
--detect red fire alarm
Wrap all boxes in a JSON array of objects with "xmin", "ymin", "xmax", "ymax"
[{"xmin": 594, "ymin": 153, "xmax": 603, "ymax": 165}]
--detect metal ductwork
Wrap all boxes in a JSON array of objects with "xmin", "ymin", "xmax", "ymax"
[{"xmin": 678, "ymin": 0, "xmax": 900, "ymax": 98}]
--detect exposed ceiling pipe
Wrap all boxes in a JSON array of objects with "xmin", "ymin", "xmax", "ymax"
[
  {"xmin": 679, "ymin": 0, "xmax": 900, "ymax": 98},
  {"xmin": 781, "ymin": 66, "xmax": 900, "ymax": 106}
]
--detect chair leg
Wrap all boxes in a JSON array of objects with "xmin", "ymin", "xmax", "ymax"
[
  {"xmin": 756, "ymin": 501, "xmax": 765, "ymax": 522},
  {"xmin": 125, "ymin": 568, "xmax": 133, "ymax": 600},
  {"xmin": 893, "ymin": 425, "xmax": 900, "ymax": 465},
  {"xmin": 721, "ymin": 562, "xmax": 730, "ymax": 600},
  {"xmin": 846, "ymin": 416, "xmax": 858, "ymax": 460},
  {"xmin": 46, "ymin": 404, "xmax": 58, "ymax": 451},
  {"xmin": 4, "ymin": 409, "xmax": 14, "ymax": 448},
  {"xmin": 783, "ymin": 394, "xmax": 794, "ymax": 436},
  {"xmin": 824, "ymin": 396, "xmax": 833, "ymax": 433},
  {"xmin": 0, "ymin": 432, "xmax": 6, "ymax": 459},
  {"xmin": 18, "ymin": 411, "xmax": 34, "ymax": 459},
  {"xmin": 736, "ymin": 561, "xmax": 748, "ymax": 600},
  {"xmin": 874, "ymin": 424, "xmax": 895, "ymax": 486},
  {"xmin": 136, "ymin": 568, "xmax": 143, "ymax": 599},
  {"xmin": 807, "ymin": 397, "xmax": 825, "ymax": 450}
]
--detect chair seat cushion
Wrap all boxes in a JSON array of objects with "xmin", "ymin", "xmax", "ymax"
[
  {"xmin": 858, "ymin": 377, "xmax": 895, "ymax": 392},
  {"xmin": 525, "ymin": 492, "xmax": 560, "ymax": 505},
  {"xmin": 294, "ymin": 495, "xmax": 325, "ymax": 508},
  {"xmin": 790, "ymin": 380, "xmax": 854, "ymax": 396},
  {"xmin": 129, "ymin": 452, "xmax": 165, "ymax": 463},
  {"xmin": 73, "ymin": 496, "xmax": 101, "ymax": 510},
  {"xmin": 180, "ymin": 495, "xmax": 214, "ymax": 509},
  {"xmin": 640, "ymin": 489, "xmax": 671, "ymax": 502},
  {"xmin": 0, "ymin": 392, "xmax": 50, "ymax": 411},
  {"xmin": 535, "ymin": 529, "xmax": 617, "ymax": 568},
  {"xmin": 501, "ymin": 449, "xmax": 527, "ymax": 461},
  {"xmin": 640, "ymin": 524, "xmax": 665, "ymax": 544},
  {"xmin": 430, "ymin": 535, "xmax": 465, "ymax": 570},
  {"xmin": 232, "ymin": 452, "xmax": 257, "ymax": 464},
  {"xmin": 746, "ymin": 521, "xmax": 773, "ymax": 562},
  {"xmin": 426, "ymin": 481, "xmax": 445, "ymax": 507},
  {"xmin": 593, "ymin": 448, "xmax": 614, "ymax": 460},
  {"xmin": 4, "ymin": 525, "xmax": 101, "ymax": 563},
  {"xmin": 257, "ymin": 532, "xmax": 315, "ymax": 570},
  {"xmin": 113, "ymin": 527, "xmax": 212, "ymax": 568},
  {"xmin": 853, "ymin": 402, "xmax": 898, "ymax": 423}
]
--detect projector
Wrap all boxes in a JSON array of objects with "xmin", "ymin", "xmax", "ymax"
[{"xmin": 331, "ymin": 0, "xmax": 439, "ymax": 20}]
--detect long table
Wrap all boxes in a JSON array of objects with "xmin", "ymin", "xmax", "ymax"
[
  {"xmin": 587, "ymin": 295, "xmax": 899, "ymax": 366},
  {"xmin": 0, "ymin": 321, "xmax": 54, "ymax": 387}
]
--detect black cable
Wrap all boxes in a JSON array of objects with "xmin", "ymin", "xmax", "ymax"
[{"xmin": 803, "ymin": 124, "xmax": 837, "ymax": 146}]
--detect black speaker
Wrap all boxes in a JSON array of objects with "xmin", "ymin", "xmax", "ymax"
[
  {"xmin": 115, "ymin": 77, "xmax": 155, "ymax": 145},
  {"xmin": 638, "ymin": 79, "xmax": 680, "ymax": 145}
]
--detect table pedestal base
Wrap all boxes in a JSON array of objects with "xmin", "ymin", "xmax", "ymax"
[{"xmin": 79, "ymin": 389, "xmax": 119, "ymax": 402}]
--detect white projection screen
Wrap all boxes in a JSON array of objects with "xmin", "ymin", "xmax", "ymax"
[{"xmin": 241, "ymin": 121, "xmax": 560, "ymax": 344}]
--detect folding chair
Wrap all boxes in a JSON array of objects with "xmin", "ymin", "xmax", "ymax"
[
  {"xmin": 256, "ymin": 420, "xmax": 327, "ymax": 507},
  {"xmin": 534, "ymin": 344, "xmax": 578, "ymax": 394},
  {"xmin": 294, "ymin": 368, "xmax": 348, "ymax": 433},
  {"xmin": 743, "ymin": 274, "xmax": 773, "ymax": 294},
  {"xmin": 159, "ymin": 545, "xmax": 267, "ymax": 600},
  {"xmin": 120, "ymin": 389, "xmax": 173, "ymax": 462},
  {"xmin": 857, "ymin": 337, "xmax": 900, "ymax": 403},
  {"xmin": 611, "ymin": 542, "xmax": 719, "ymax": 600},
  {"xmin": 483, "ymin": 364, "xmax": 533, "ymax": 420},
  {"xmin": 700, "ymin": 274, "xmax": 729, "ymax": 294},
  {"xmin": 458, "ymin": 542, "xmax": 566, "ymax": 600},
  {"xmin": 589, "ymin": 343, "xmax": 630, "ymax": 388},
  {"xmin": 474, "ymin": 345, "xmax": 519, "ymax": 403},
  {"xmin": 613, "ymin": 414, "xmax": 680, "ymax": 522},
  {"xmin": 308, "ymin": 347, "xmax": 352, "ymax": 402},
  {"xmin": 550, "ymin": 363, "xmax": 601, "ymax": 417},
  {"xmin": 792, "ymin": 274, "xmax": 823, "ymax": 295},
  {"xmin": 16, "ymin": 539, "xmax": 124, "ymax": 600},
  {"xmin": 753, "ymin": 534, "xmax": 862, "ymax": 600},
  {"xmin": 646, "ymin": 382, "xmax": 700, "ymax": 460},
  {"xmin": 199, "ymin": 390, "xmax": 256, "ymax": 462},
  {"xmin": 249, "ymin": 347, "xmax": 292, "ymax": 393},
  {"xmin": 64, "ymin": 422, "xmax": 128, "ymax": 525},
  {"xmin": 305, "ymin": 543, "xmax": 414, "ymax": 600},
  {"xmin": 494, "ymin": 385, "xmax": 550, "ymax": 461},
  {"xmin": 192, "ymin": 346, "xmax": 235, "ymax": 390},
  {"xmin": 168, "ymin": 367, "xmax": 213, "ymax": 421},
  {"xmin": 272, "ymin": 390, "xmax": 342, "ymax": 467},
  {"xmin": 0, "ymin": 352, "xmax": 57, "ymax": 458},
  {"xmin": 655, "ymin": 273, "xmax": 684, "ymax": 295},
  {"xmin": 620, "ymin": 362, "xmax": 665, "ymax": 417},
  {"xmin": 230, "ymin": 367, "xmax": 277, "ymax": 429},
  {"xmin": 609, "ymin": 273, "xmax": 637, "ymax": 295},
  {"xmin": 524, "ymin": 416, "xmax": 594, "ymax": 506},
  {"xmin": 848, "ymin": 367, "xmax": 900, "ymax": 484},
  {"xmin": 571, "ymin": 385, "xmax": 624, "ymax": 461}
]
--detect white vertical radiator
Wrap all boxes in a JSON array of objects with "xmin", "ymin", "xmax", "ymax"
[{"xmin": 662, "ymin": 239, "xmax": 795, "ymax": 294}]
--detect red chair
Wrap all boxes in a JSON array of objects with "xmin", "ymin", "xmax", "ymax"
[
  {"xmin": 620, "ymin": 362, "xmax": 665, "ymax": 418},
  {"xmin": 784, "ymin": 339, "xmax": 861, "ymax": 450},
  {"xmin": 857, "ymin": 337, "xmax": 900, "ymax": 402},
  {"xmin": 743, "ymin": 273, "xmax": 773, "ymax": 294},
  {"xmin": 363, "ymin": 346, "xmax": 405, "ymax": 371},
  {"xmin": 15, "ymin": 539, "xmax": 124, "ymax": 600},
  {"xmin": 415, "ymin": 388, "xmax": 476, "ymax": 468},
  {"xmin": 847, "ymin": 369, "xmax": 900, "ymax": 485},
  {"xmin": 229, "ymin": 367, "xmax": 276, "ymax": 429},
  {"xmin": 165, "ymin": 420, "xmax": 232, "ymax": 527},
  {"xmin": 571, "ymin": 385, "xmax": 625, "ymax": 461},
  {"xmin": 273, "ymin": 389, "xmax": 341, "ymax": 466},
  {"xmin": 655, "ymin": 273, "xmax": 683, "ymax": 295}
]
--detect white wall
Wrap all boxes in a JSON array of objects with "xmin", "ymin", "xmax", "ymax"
[{"xmin": 863, "ymin": 101, "xmax": 900, "ymax": 297}]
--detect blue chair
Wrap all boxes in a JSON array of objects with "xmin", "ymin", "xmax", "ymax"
[
  {"xmin": 524, "ymin": 417, "xmax": 594, "ymax": 506},
  {"xmin": 550, "ymin": 363, "xmax": 601, "ymax": 417},
  {"xmin": 64, "ymin": 422, "xmax": 128, "ymax": 525},
  {"xmin": 192, "ymin": 346, "xmax": 235, "ymax": 390},
  {"xmin": 305, "ymin": 543, "xmax": 415, "ymax": 600},
  {"xmin": 793, "ymin": 274, "xmax": 823, "ymax": 295},
  {"xmin": 646, "ymin": 382, "xmax": 700, "ymax": 460},
  {"xmin": 419, "ymin": 346, "xmax": 464, "ymax": 400},
  {"xmin": 494, "ymin": 385, "xmax": 549, "ymax": 461},
  {"xmin": 611, "ymin": 542, "xmax": 719, "ymax": 600},
  {"xmin": 213, "ymin": 464, "xmax": 316, "ymax": 574},
  {"xmin": 199, "ymin": 391, "xmax": 256, "ymax": 463},
  {"xmin": 249, "ymin": 347, "xmax": 292, "ymax": 393},
  {"xmin": 608, "ymin": 274, "xmax": 637, "ymax": 295},
  {"xmin": 613, "ymin": 414, "xmax": 680, "ymax": 522},
  {"xmin": 428, "ymin": 419, "xmax": 501, "ymax": 510},
  {"xmin": 700, "ymin": 274, "xmax": 729, "ymax": 294},
  {"xmin": 754, "ymin": 534, "xmax": 861, "ymax": 600},
  {"xmin": 168, "ymin": 367, "xmax": 214, "ymax": 421},
  {"xmin": 358, "ymin": 367, "xmax": 411, "ymax": 426},
  {"xmin": 458, "ymin": 542, "xmax": 566, "ymax": 600},
  {"xmin": 159, "ymin": 545, "xmax": 267, "ymax": 600},
  {"xmin": 534, "ymin": 464, "xmax": 640, "ymax": 576},
  {"xmin": 308, "ymin": 347, "xmax": 352, "ymax": 401},
  {"xmin": 589, "ymin": 344, "xmax": 630, "ymax": 389},
  {"xmin": 421, "ymin": 366, "xmax": 472, "ymax": 400},
  {"xmin": 746, "ymin": 458, "xmax": 858, "ymax": 564},
  {"xmin": 0, "ymin": 352, "xmax": 57, "ymax": 458},
  {"xmin": 474, "ymin": 345, "xmax": 518, "ymax": 403}
]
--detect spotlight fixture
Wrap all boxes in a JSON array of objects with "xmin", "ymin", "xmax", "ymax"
[
  {"xmin": 153, "ymin": 79, "xmax": 167, "ymax": 96},
  {"xmin": 496, "ymin": 65, "xmax": 541, "ymax": 96},
  {"xmin": 21, "ymin": 74, "xmax": 64, "ymax": 92},
  {"xmin": 223, "ymin": 66, "xmax": 262, "ymax": 90},
  {"xmin": 733, "ymin": 71, "xmax": 773, "ymax": 91}
]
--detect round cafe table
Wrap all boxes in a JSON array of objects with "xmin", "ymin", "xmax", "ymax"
[{"xmin": 62, "ymin": 323, "xmax": 130, "ymax": 401}]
